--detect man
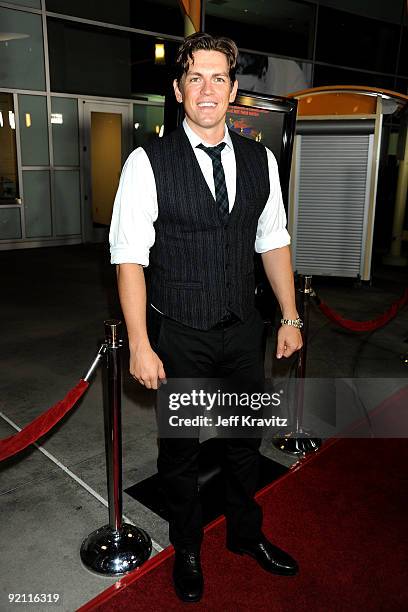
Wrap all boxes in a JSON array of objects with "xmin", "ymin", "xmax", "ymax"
[{"xmin": 109, "ymin": 32, "xmax": 302, "ymax": 603}]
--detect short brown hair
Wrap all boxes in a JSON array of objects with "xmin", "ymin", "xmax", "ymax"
[{"xmin": 175, "ymin": 32, "xmax": 238, "ymax": 84}]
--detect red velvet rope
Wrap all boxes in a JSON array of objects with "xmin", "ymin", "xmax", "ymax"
[
  {"xmin": 0, "ymin": 379, "xmax": 89, "ymax": 462},
  {"xmin": 318, "ymin": 288, "xmax": 408, "ymax": 332}
]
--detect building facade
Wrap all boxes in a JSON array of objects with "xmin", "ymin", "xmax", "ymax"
[{"xmin": 0, "ymin": 0, "xmax": 406, "ymax": 250}]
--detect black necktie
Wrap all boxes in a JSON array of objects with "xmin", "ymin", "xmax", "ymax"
[{"xmin": 197, "ymin": 142, "xmax": 229, "ymax": 224}]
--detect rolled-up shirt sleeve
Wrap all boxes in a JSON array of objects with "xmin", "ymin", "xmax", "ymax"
[
  {"xmin": 109, "ymin": 147, "xmax": 158, "ymax": 266},
  {"xmin": 255, "ymin": 147, "xmax": 291, "ymax": 253}
]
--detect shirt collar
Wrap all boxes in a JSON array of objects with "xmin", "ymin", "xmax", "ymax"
[{"xmin": 182, "ymin": 117, "xmax": 233, "ymax": 151}]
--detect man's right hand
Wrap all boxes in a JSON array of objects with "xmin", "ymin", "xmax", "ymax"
[{"xmin": 130, "ymin": 343, "xmax": 167, "ymax": 390}]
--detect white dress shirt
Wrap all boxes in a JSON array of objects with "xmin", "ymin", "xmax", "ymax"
[{"xmin": 109, "ymin": 118, "xmax": 290, "ymax": 266}]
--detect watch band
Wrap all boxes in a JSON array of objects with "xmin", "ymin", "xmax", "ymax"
[{"xmin": 280, "ymin": 317, "xmax": 303, "ymax": 329}]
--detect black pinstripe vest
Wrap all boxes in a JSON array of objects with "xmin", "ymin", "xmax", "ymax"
[{"xmin": 143, "ymin": 126, "xmax": 269, "ymax": 330}]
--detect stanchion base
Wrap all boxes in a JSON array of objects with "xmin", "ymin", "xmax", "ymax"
[
  {"xmin": 80, "ymin": 523, "xmax": 152, "ymax": 576},
  {"xmin": 272, "ymin": 430, "xmax": 322, "ymax": 456}
]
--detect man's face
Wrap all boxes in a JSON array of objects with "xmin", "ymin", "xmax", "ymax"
[{"xmin": 173, "ymin": 49, "xmax": 238, "ymax": 136}]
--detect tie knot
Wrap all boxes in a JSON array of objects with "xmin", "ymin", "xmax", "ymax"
[{"xmin": 197, "ymin": 142, "xmax": 226, "ymax": 160}]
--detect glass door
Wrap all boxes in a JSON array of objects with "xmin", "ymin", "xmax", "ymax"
[{"xmin": 81, "ymin": 100, "xmax": 131, "ymax": 242}]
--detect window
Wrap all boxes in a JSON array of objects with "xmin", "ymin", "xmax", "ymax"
[
  {"xmin": 47, "ymin": 18, "xmax": 179, "ymax": 98},
  {"xmin": 18, "ymin": 95, "xmax": 49, "ymax": 166},
  {"xmin": 316, "ymin": 0, "xmax": 404, "ymax": 25},
  {"xmin": 4, "ymin": 0, "xmax": 41, "ymax": 8},
  {"xmin": 313, "ymin": 65, "xmax": 395, "ymax": 91},
  {"xmin": 316, "ymin": 7, "xmax": 400, "ymax": 74},
  {"xmin": 398, "ymin": 25, "xmax": 408, "ymax": 77},
  {"xmin": 205, "ymin": 0, "xmax": 316, "ymax": 60},
  {"xmin": 51, "ymin": 97, "xmax": 79, "ymax": 166},
  {"xmin": 133, "ymin": 102, "xmax": 165, "ymax": 149},
  {"xmin": 0, "ymin": 94, "xmax": 19, "ymax": 205},
  {"xmin": 0, "ymin": 7, "xmax": 45, "ymax": 91},
  {"xmin": 45, "ymin": 0, "xmax": 184, "ymax": 37},
  {"xmin": 236, "ymin": 51, "xmax": 312, "ymax": 96}
]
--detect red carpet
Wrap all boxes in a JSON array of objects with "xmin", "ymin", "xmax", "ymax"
[{"xmin": 79, "ymin": 437, "xmax": 408, "ymax": 612}]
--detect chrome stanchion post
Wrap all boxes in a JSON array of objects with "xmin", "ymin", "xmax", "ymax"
[
  {"xmin": 273, "ymin": 276, "xmax": 322, "ymax": 455},
  {"xmin": 80, "ymin": 320, "xmax": 152, "ymax": 576},
  {"xmin": 105, "ymin": 320, "xmax": 123, "ymax": 532}
]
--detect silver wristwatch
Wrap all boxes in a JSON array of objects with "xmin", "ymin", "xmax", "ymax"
[{"xmin": 280, "ymin": 317, "xmax": 303, "ymax": 329}]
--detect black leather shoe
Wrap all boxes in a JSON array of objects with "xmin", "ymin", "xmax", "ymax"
[
  {"xmin": 227, "ymin": 536, "xmax": 299, "ymax": 576},
  {"xmin": 173, "ymin": 550, "xmax": 204, "ymax": 603}
]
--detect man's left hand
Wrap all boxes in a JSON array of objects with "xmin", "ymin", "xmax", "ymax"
[{"xmin": 276, "ymin": 325, "xmax": 303, "ymax": 359}]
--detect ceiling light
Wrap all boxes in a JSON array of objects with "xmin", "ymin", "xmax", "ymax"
[
  {"xmin": 0, "ymin": 32, "xmax": 30, "ymax": 42},
  {"xmin": 155, "ymin": 43, "xmax": 165, "ymax": 64}
]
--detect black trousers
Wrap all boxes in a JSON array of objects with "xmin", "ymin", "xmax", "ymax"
[{"xmin": 148, "ymin": 306, "xmax": 265, "ymax": 552}]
